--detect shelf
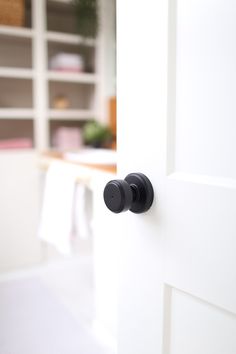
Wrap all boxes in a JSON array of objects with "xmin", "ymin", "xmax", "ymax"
[
  {"xmin": 47, "ymin": 71, "xmax": 98, "ymax": 84},
  {"xmin": 0, "ymin": 35, "xmax": 32, "ymax": 69},
  {"xmin": 48, "ymin": 0, "xmax": 72, "ymax": 3},
  {"xmin": 0, "ymin": 109, "xmax": 34, "ymax": 119},
  {"xmin": 47, "ymin": 0, "xmax": 78, "ymax": 35},
  {"xmin": 0, "ymin": 78, "xmax": 33, "ymax": 108},
  {"xmin": 46, "ymin": 31, "xmax": 96, "ymax": 47},
  {"xmin": 0, "ymin": 119, "xmax": 34, "ymax": 149},
  {"xmin": 48, "ymin": 81, "xmax": 95, "ymax": 110},
  {"xmin": 0, "ymin": 68, "xmax": 33, "ymax": 79},
  {"xmin": 47, "ymin": 40, "xmax": 95, "ymax": 73},
  {"xmin": 49, "ymin": 109, "xmax": 97, "ymax": 120},
  {"xmin": 0, "ymin": 25, "xmax": 34, "ymax": 39}
]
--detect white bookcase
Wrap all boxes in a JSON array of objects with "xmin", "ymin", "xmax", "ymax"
[
  {"xmin": 0, "ymin": 0, "xmax": 104, "ymax": 150},
  {"xmin": 0, "ymin": 0, "xmax": 115, "ymax": 271}
]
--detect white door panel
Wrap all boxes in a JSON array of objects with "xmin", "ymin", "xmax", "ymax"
[
  {"xmin": 163, "ymin": 286, "xmax": 236, "ymax": 354},
  {"xmin": 173, "ymin": 0, "xmax": 236, "ymax": 178},
  {"xmin": 166, "ymin": 0, "xmax": 236, "ymax": 313},
  {"xmin": 117, "ymin": 0, "xmax": 236, "ymax": 353},
  {"xmin": 165, "ymin": 180, "xmax": 236, "ymax": 313}
]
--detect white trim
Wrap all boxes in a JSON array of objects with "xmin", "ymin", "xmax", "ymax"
[
  {"xmin": 0, "ymin": 67, "xmax": 33, "ymax": 79},
  {"xmin": 48, "ymin": 0, "xmax": 72, "ymax": 3},
  {"xmin": 47, "ymin": 71, "xmax": 98, "ymax": 84},
  {"xmin": 32, "ymin": 0, "xmax": 48, "ymax": 149},
  {"xmin": 0, "ymin": 25, "xmax": 34, "ymax": 38},
  {"xmin": 46, "ymin": 31, "xmax": 96, "ymax": 47},
  {"xmin": 0, "ymin": 109, "xmax": 34, "ymax": 119},
  {"xmin": 49, "ymin": 109, "xmax": 97, "ymax": 120},
  {"xmin": 168, "ymin": 171, "xmax": 236, "ymax": 190}
]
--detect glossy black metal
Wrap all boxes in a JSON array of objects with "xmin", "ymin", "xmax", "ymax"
[{"xmin": 103, "ymin": 173, "xmax": 154, "ymax": 214}]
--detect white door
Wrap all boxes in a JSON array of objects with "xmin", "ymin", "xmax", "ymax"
[{"xmin": 116, "ymin": 1, "xmax": 236, "ymax": 353}]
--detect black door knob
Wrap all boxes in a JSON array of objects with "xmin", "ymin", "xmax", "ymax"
[{"xmin": 103, "ymin": 173, "xmax": 154, "ymax": 214}]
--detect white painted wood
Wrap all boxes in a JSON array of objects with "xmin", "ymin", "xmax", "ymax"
[
  {"xmin": 95, "ymin": 0, "xmax": 116, "ymax": 124},
  {"xmin": 0, "ymin": 25, "xmax": 34, "ymax": 38},
  {"xmin": 0, "ymin": 68, "xmax": 33, "ymax": 79},
  {"xmin": 49, "ymin": 109, "xmax": 98, "ymax": 120},
  {"xmin": 48, "ymin": 0, "xmax": 72, "ymax": 3},
  {"xmin": 32, "ymin": 0, "xmax": 48, "ymax": 150},
  {"xmin": 117, "ymin": 0, "xmax": 236, "ymax": 353},
  {"xmin": 165, "ymin": 287, "xmax": 236, "ymax": 354},
  {"xmin": 46, "ymin": 31, "xmax": 96, "ymax": 47},
  {"xmin": 0, "ymin": 109, "xmax": 34, "ymax": 119},
  {"xmin": 47, "ymin": 71, "xmax": 98, "ymax": 84}
]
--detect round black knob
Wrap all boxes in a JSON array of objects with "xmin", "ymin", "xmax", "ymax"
[
  {"xmin": 103, "ymin": 179, "xmax": 133, "ymax": 213},
  {"xmin": 103, "ymin": 173, "xmax": 154, "ymax": 214}
]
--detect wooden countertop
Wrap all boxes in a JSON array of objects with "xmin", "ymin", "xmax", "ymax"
[{"xmin": 39, "ymin": 150, "xmax": 117, "ymax": 175}]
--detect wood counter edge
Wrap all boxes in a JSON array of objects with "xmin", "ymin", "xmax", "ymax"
[{"xmin": 38, "ymin": 151, "xmax": 117, "ymax": 175}]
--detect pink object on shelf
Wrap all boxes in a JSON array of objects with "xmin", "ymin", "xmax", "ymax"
[
  {"xmin": 49, "ymin": 53, "xmax": 85, "ymax": 72},
  {"xmin": 53, "ymin": 127, "xmax": 83, "ymax": 150},
  {"xmin": 0, "ymin": 138, "xmax": 33, "ymax": 149}
]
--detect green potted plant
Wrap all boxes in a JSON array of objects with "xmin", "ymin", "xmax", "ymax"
[
  {"xmin": 73, "ymin": 0, "xmax": 99, "ymax": 38},
  {"xmin": 83, "ymin": 120, "xmax": 113, "ymax": 148}
]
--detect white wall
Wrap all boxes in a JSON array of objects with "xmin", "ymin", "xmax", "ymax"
[{"xmin": 0, "ymin": 152, "xmax": 42, "ymax": 272}]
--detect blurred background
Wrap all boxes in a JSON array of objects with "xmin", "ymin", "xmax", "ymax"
[{"xmin": 0, "ymin": 0, "xmax": 117, "ymax": 353}]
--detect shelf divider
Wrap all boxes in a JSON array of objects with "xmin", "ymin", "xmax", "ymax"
[
  {"xmin": 0, "ymin": 25, "xmax": 34, "ymax": 39},
  {"xmin": 49, "ymin": 109, "xmax": 97, "ymax": 120},
  {"xmin": 0, "ymin": 68, "xmax": 34, "ymax": 79},
  {"xmin": 47, "ymin": 71, "xmax": 98, "ymax": 84},
  {"xmin": 0, "ymin": 109, "xmax": 35, "ymax": 119},
  {"xmin": 46, "ymin": 31, "xmax": 96, "ymax": 47}
]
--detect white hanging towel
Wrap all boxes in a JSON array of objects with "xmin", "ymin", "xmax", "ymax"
[
  {"xmin": 38, "ymin": 161, "xmax": 81, "ymax": 255},
  {"xmin": 73, "ymin": 183, "xmax": 92, "ymax": 240}
]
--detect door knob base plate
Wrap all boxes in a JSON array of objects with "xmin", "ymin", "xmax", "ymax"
[{"xmin": 125, "ymin": 173, "xmax": 154, "ymax": 213}]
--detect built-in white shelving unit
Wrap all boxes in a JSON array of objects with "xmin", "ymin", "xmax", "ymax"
[
  {"xmin": 0, "ymin": 0, "xmax": 116, "ymax": 272},
  {"xmin": 0, "ymin": 0, "xmax": 102, "ymax": 150}
]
